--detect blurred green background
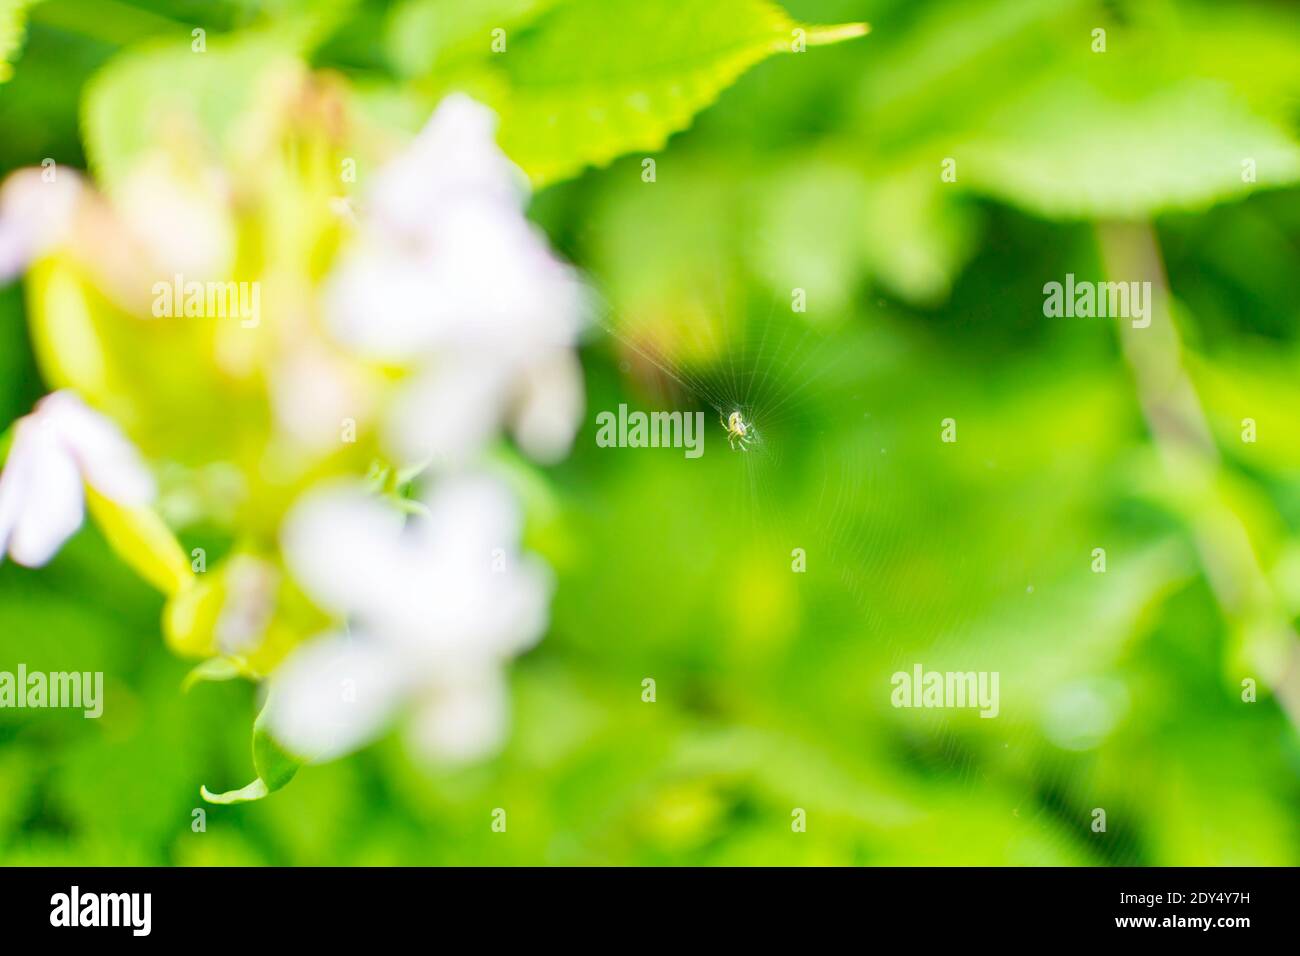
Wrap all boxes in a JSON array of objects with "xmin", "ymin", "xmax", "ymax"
[{"xmin": 2, "ymin": 0, "xmax": 1299, "ymax": 865}]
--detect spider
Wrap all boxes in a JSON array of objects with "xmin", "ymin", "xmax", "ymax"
[{"xmin": 723, "ymin": 410, "xmax": 753, "ymax": 451}]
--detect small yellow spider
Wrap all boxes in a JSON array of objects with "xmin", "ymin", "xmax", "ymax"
[{"xmin": 723, "ymin": 410, "xmax": 753, "ymax": 451}]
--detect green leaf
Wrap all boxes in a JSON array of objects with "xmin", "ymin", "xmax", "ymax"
[
  {"xmin": 199, "ymin": 778, "xmax": 269, "ymax": 805},
  {"xmin": 181, "ymin": 657, "xmax": 245, "ymax": 693},
  {"xmin": 955, "ymin": 76, "xmax": 1300, "ymax": 220},
  {"xmin": 0, "ymin": 0, "xmax": 40, "ymax": 84},
  {"xmin": 387, "ymin": 0, "xmax": 562, "ymax": 78},
  {"xmin": 477, "ymin": 0, "xmax": 867, "ymax": 186},
  {"xmin": 81, "ymin": 10, "xmax": 349, "ymax": 191},
  {"xmin": 201, "ymin": 696, "xmax": 301, "ymax": 804},
  {"xmin": 252, "ymin": 705, "xmax": 301, "ymax": 791},
  {"xmin": 752, "ymin": 157, "xmax": 977, "ymax": 310},
  {"xmin": 857, "ymin": 167, "xmax": 977, "ymax": 307}
]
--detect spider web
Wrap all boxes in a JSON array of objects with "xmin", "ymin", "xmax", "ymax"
[{"xmin": 570, "ymin": 238, "xmax": 1129, "ymax": 865}]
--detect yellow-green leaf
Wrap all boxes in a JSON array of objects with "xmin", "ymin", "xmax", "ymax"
[
  {"xmin": 164, "ymin": 573, "xmax": 222, "ymax": 658},
  {"xmin": 24, "ymin": 259, "xmax": 112, "ymax": 409},
  {"xmin": 86, "ymin": 487, "xmax": 192, "ymax": 597},
  {"xmin": 181, "ymin": 656, "xmax": 245, "ymax": 693},
  {"xmin": 479, "ymin": 0, "xmax": 867, "ymax": 186}
]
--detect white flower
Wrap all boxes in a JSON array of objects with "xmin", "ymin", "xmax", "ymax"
[
  {"xmin": 384, "ymin": 351, "xmax": 515, "ymax": 467},
  {"xmin": 329, "ymin": 200, "xmax": 584, "ymax": 358},
  {"xmin": 266, "ymin": 95, "xmax": 581, "ymax": 765},
  {"xmin": 265, "ymin": 474, "xmax": 551, "ymax": 763},
  {"xmin": 0, "ymin": 391, "xmax": 155, "ymax": 567},
  {"xmin": 366, "ymin": 91, "xmax": 524, "ymax": 238},
  {"xmin": 507, "ymin": 349, "xmax": 586, "ymax": 464},
  {"xmin": 0, "ymin": 169, "xmax": 83, "ymax": 284},
  {"xmin": 322, "ymin": 94, "xmax": 586, "ymax": 467}
]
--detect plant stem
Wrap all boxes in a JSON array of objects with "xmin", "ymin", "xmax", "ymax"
[{"xmin": 1100, "ymin": 220, "xmax": 1300, "ymax": 729}]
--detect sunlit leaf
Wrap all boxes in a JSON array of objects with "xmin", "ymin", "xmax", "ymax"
[
  {"xmin": 386, "ymin": 0, "xmax": 562, "ymax": 77},
  {"xmin": 85, "ymin": 487, "xmax": 191, "ymax": 597},
  {"xmin": 451, "ymin": 0, "xmax": 867, "ymax": 185}
]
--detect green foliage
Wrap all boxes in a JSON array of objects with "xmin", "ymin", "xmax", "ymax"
[{"xmin": 0, "ymin": 0, "xmax": 40, "ymax": 83}]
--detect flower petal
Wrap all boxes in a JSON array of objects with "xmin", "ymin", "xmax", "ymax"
[
  {"xmin": 3, "ymin": 417, "xmax": 86, "ymax": 567},
  {"xmin": 421, "ymin": 473, "xmax": 522, "ymax": 557},
  {"xmin": 386, "ymin": 357, "xmax": 512, "ymax": 468},
  {"xmin": 511, "ymin": 350, "xmax": 585, "ymax": 464},
  {"xmin": 368, "ymin": 93, "xmax": 526, "ymax": 237},
  {"xmin": 405, "ymin": 669, "xmax": 509, "ymax": 764},
  {"xmin": 419, "ymin": 201, "xmax": 585, "ymax": 353},
  {"xmin": 323, "ymin": 242, "xmax": 445, "ymax": 358},
  {"xmin": 281, "ymin": 482, "xmax": 407, "ymax": 620},
  {"xmin": 265, "ymin": 633, "xmax": 407, "ymax": 763},
  {"xmin": 0, "ymin": 169, "xmax": 83, "ymax": 284},
  {"xmin": 38, "ymin": 391, "xmax": 154, "ymax": 505}
]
